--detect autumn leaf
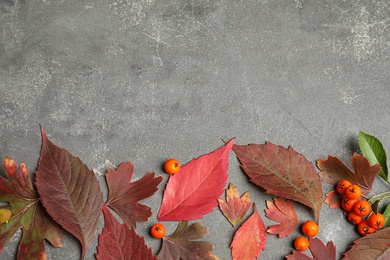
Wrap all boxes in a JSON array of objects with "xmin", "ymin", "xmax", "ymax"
[
  {"xmin": 105, "ymin": 161, "xmax": 163, "ymax": 229},
  {"xmin": 96, "ymin": 205, "xmax": 156, "ymax": 260},
  {"xmin": 158, "ymin": 139, "xmax": 234, "ymax": 221},
  {"xmin": 324, "ymin": 190, "xmax": 342, "ymax": 209},
  {"xmin": 218, "ymin": 183, "xmax": 252, "ymax": 226},
  {"xmin": 230, "ymin": 204, "xmax": 267, "ymax": 260},
  {"xmin": 342, "ymin": 228, "xmax": 390, "ymax": 260},
  {"xmin": 0, "ymin": 157, "xmax": 62, "ymax": 260},
  {"xmin": 286, "ymin": 237, "xmax": 336, "ymax": 260},
  {"xmin": 233, "ymin": 142, "xmax": 323, "ymax": 222},
  {"xmin": 157, "ymin": 221, "xmax": 218, "ymax": 260},
  {"xmin": 265, "ymin": 198, "xmax": 298, "ymax": 238},
  {"xmin": 317, "ymin": 153, "xmax": 381, "ymax": 195},
  {"xmin": 35, "ymin": 127, "xmax": 104, "ymax": 259}
]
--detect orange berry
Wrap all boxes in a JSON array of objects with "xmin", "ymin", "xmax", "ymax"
[
  {"xmin": 368, "ymin": 212, "xmax": 385, "ymax": 229},
  {"xmin": 336, "ymin": 180, "xmax": 352, "ymax": 195},
  {"xmin": 294, "ymin": 236, "xmax": 309, "ymax": 251},
  {"xmin": 150, "ymin": 223, "xmax": 166, "ymax": 239},
  {"xmin": 353, "ymin": 200, "xmax": 371, "ymax": 217},
  {"xmin": 357, "ymin": 220, "xmax": 375, "ymax": 236},
  {"xmin": 347, "ymin": 211, "xmax": 362, "ymax": 225},
  {"xmin": 345, "ymin": 185, "xmax": 362, "ymax": 200},
  {"xmin": 164, "ymin": 158, "xmax": 181, "ymax": 175},
  {"xmin": 301, "ymin": 220, "xmax": 319, "ymax": 237},
  {"xmin": 341, "ymin": 197, "xmax": 357, "ymax": 212}
]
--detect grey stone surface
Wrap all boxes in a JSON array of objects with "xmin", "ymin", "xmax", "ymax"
[{"xmin": 1, "ymin": 0, "xmax": 390, "ymax": 259}]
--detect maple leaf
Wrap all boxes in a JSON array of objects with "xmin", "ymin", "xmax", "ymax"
[
  {"xmin": 157, "ymin": 221, "xmax": 218, "ymax": 260},
  {"xmin": 218, "ymin": 182, "xmax": 252, "ymax": 226},
  {"xmin": 324, "ymin": 190, "xmax": 342, "ymax": 209},
  {"xmin": 105, "ymin": 161, "xmax": 163, "ymax": 229},
  {"xmin": 0, "ymin": 157, "xmax": 62, "ymax": 260},
  {"xmin": 265, "ymin": 198, "xmax": 298, "ymax": 238},
  {"xmin": 230, "ymin": 204, "xmax": 267, "ymax": 260},
  {"xmin": 317, "ymin": 153, "xmax": 381, "ymax": 195},
  {"xmin": 286, "ymin": 237, "xmax": 336, "ymax": 260},
  {"xmin": 233, "ymin": 142, "xmax": 323, "ymax": 222},
  {"xmin": 35, "ymin": 128, "xmax": 104, "ymax": 259},
  {"xmin": 96, "ymin": 205, "xmax": 156, "ymax": 260},
  {"xmin": 158, "ymin": 139, "xmax": 234, "ymax": 221},
  {"xmin": 342, "ymin": 227, "xmax": 390, "ymax": 260}
]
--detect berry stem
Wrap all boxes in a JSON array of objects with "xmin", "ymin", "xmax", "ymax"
[{"xmin": 368, "ymin": 191, "xmax": 390, "ymax": 204}]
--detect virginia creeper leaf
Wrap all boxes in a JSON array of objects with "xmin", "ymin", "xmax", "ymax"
[
  {"xmin": 318, "ymin": 153, "xmax": 381, "ymax": 195},
  {"xmin": 158, "ymin": 139, "xmax": 234, "ymax": 221},
  {"xmin": 0, "ymin": 157, "xmax": 62, "ymax": 260},
  {"xmin": 105, "ymin": 161, "xmax": 163, "ymax": 229},
  {"xmin": 35, "ymin": 128, "xmax": 104, "ymax": 259},
  {"xmin": 218, "ymin": 182, "xmax": 252, "ymax": 226},
  {"xmin": 324, "ymin": 190, "xmax": 342, "ymax": 209},
  {"xmin": 343, "ymin": 228, "xmax": 390, "ymax": 260},
  {"xmin": 96, "ymin": 205, "xmax": 156, "ymax": 260},
  {"xmin": 358, "ymin": 131, "xmax": 388, "ymax": 182},
  {"xmin": 286, "ymin": 237, "xmax": 336, "ymax": 260},
  {"xmin": 233, "ymin": 142, "xmax": 323, "ymax": 222},
  {"xmin": 265, "ymin": 198, "xmax": 298, "ymax": 238},
  {"xmin": 157, "ymin": 221, "xmax": 218, "ymax": 260},
  {"xmin": 230, "ymin": 204, "xmax": 267, "ymax": 260}
]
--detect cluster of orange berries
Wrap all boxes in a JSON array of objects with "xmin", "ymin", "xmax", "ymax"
[
  {"xmin": 337, "ymin": 180, "xmax": 385, "ymax": 236},
  {"xmin": 294, "ymin": 220, "xmax": 319, "ymax": 251}
]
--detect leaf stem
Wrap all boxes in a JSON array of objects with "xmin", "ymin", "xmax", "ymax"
[{"xmin": 368, "ymin": 191, "xmax": 390, "ymax": 204}]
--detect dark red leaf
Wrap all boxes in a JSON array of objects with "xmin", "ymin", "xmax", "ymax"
[
  {"xmin": 96, "ymin": 205, "xmax": 156, "ymax": 260},
  {"xmin": 158, "ymin": 139, "xmax": 234, "ymax": 221},
  {"xmin": 105, "ymin": 161, "xmax": 163, "ymax": 229},
  {"xmin": 233, "ymin": 142, "xmax": 323, "ymax": 222},
  {"xmin": 35, "ymin": 128, "xmax": 103, "ymax": 259},
  {"xmin": 265, "ymin": 198, "xmax": 299, "ymax": 238},
  {"xmin": 286, "ymin": 237, "xmax": 336, "ymax": 260}
]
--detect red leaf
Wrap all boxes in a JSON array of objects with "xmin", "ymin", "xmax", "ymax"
[
  {"xmin": 231, "ymin": 204, "xmax": 267, "ymax": 260},
  {"xmin": 0, "ymin": 157, "xmax": 62, "ymax": 260},
  {"xmin": 105, "ymin": 162, "xmax": 163, "ymax": 229},
  {"xmin": 35, "ymin": 128, "xmax": 104, "ymax": 259},
  {"xmin": 233, "ymin": 142, "xmax": 323, "ymax": 222},
  {"xmin": 265, "ymin": 198, "xmax": 299, "ymax": 238},
  {"xmin": 218, "ymin": 183, "xmax": 252, "ymax": 226},
  {"xmin": 158, "ymin": 139, "xmax": 234, "ymax": 221},
  {"xmin": 157, "ymin": 221, "xmax": 218, "ymax": 260},
  {"xmin": 342, "ymin": 227, "xmax": 390, "ymax": 260},
  {"xmin": 324, "ymin": 190, "xmax": 342, "ymax": 209},
  {"xmin": 96, "ymin": 205, "xmax": 156, "ymax": 260},
  {"xmin": 318, "ymin": 153, "xmax": 381, "ymax": 195},
  {"xmin": 286, "ymin": 237, "xmax": 336, "ymax": 260}
]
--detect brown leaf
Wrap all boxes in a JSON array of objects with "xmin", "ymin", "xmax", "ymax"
[{"xmin": 265, "ymin": 198, "xmax": 299, "ymax": 238}]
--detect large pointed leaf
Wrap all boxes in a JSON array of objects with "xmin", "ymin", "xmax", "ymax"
[
  {"xmin": 265, "ymin": 198, "xmax": 298, "ymax": 238},
  {"xmin": 35, "ymin": 128, "xmax": 104, "ymax": 259},
  {"xmin": 233, "ymin": 142, "xmax": 323, "ymax": 222},
  {"xmin": 105, "ymin": 161, "xmax": 163, "ymax": 229},
  {"xmin": 218, "ymin": 183, "xmax": 252, "ymax": 226},
  {"xmin": 0, "ymin": 157, "xmax": 62, "ymax": 260},
  {"xmin": 318, "ymin": 153, "xmax": 381, "ymax": 195},
  {"xmin": 342, "ymin": 228, "xmax": 390, "ymax": 259},
  {"xmin": 157, "ymin": 221, "xmax": 218, "ymax": 260},
  {"xmin": 96, "ymin": 205, "xmax": 156, "ymax": 260},
  {"xmin": 358, "ymin": 131, "xmax": 388, "ymax": 182},
  {"xmin": 286, "ymin": 237, "xmax": 336, "ymax": 260},
  {"xmin": 158, "ymin": 139, "xmax": 234, "ymax": 221},
  {"xmin": 230, "ymin": 204, "xmax": 267, "ymax": 260}
]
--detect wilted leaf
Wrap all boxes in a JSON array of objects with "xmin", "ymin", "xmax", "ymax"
[
  {"xmin": 157, "ymin": 221, "xmax": 218, "ymax": 260},
  {"xmin": 358, "ymin": 131, "xmax": 388, "ymax": 182},
  {"xmin": 96, "ymin": 205, "xmax": 156, "ymax": 260},
  {"xmin": 286, "ymin": 237, "xmax": 336, "ymax": 260},
  {"xmin": 35, "ymin": 128, "xmax": 103, "ymax": 259},
  {"xmin": 343, "ymin": 228, "xmax": 390, "ymax": 260},
  {"xmin": 105, "ymin": 161, "xmax": 163, "ymax": 229},
  {"xmin": 0, "ymin": 157, "xmax": 62, "ymax": 260},
  {"xmin": 231, "ymin": 204, "xmax": 267, "ymax": 260},
  {"xmin": 158, "ymin": 139, "xmax": 234, "ymax": 221},
  {"xmin": 233, "ymin": 142, "xmax": 322, "ymax": 222},
  {"xmin": 318, "ymin": 153, "xmax": 381, "ymax": 195},
  {"xmin": 265, "ymin": 198, "xmax": 298, "ymax": 238},
  {"xmin": 218, "ymin": 183, "xmax": 252, "ymax": 226},
  {"xmin": 324, "ymin": 190, "xmax": 342, "ymax": 209}
]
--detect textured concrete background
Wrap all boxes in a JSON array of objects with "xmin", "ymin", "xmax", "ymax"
[{"xmin": 1, "ymin": 0, "xmax": 390, "ymax": 259}]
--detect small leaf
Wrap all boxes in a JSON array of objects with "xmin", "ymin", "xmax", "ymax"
[
  {"xmin": 230, "ymin": 204, "xmax": 267, "ymax": 260},
  {"xmin": 342, "ymin": 228, "xmax": 390, "ymax": 259},
  {"xmin": 233, "ymin": 142, "xmax": 323, "ymax": 222},
  {"xmin": 318, "ymin": 154, "xmax": 381, "ymax": 196},
  {"xmin": 265, "ymin": 198, "xmax": 299, "ymax": 238},
  {"xmin": 0, "ymin": 208, "xmax": 11, "ymax": 223},
  {"xmin": 324, "ymin": 190, "xmax": 342, "ymax": 209},
  {"xmin": 218, "ymin": 183, "xmax": 252, "ymax": 226},
  {"xmin": 96, "ymin": 205, "xmax": 156, "ymax": 260},
  {"xmin": 158, "ymin": 139, "xmax": 234, "ymax": 221},
  {"xmin": 358, "ymin": 131, "xmax": 388, "ymax": 182},
  {"xmin": 105, "ymin": 161, "xmax": 163, "ymax": 229},
  {"xmin": 383, "ymin": 204, "xmax": 390, "ymax": 227},
  {"xmin": 371, "ymin": 200, "xmax": 380, "ymax": 214},
  {"xmin": 286, "ymin": 237, "xmax": 336, "ymax": 260},
  {"xmin": 157, "ymin": 221, "xmax": 218, "ymax": 260}
]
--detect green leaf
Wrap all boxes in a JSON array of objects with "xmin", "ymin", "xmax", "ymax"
[
  {"xmin": 383, "ymin": 204, "xmax": 390, "ymax": 227},
  {"xmin": 358, "ymin": 131, "xmax": 388, "ymax": 182}
]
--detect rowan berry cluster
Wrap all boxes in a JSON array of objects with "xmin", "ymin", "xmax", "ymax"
[
  {"xmin": 337, "ymin": 180, "xmax": 385, "ymax": 236},
  {"xmin": 293, "ymin": 220, "xmax": 319, "ymax": 251}
]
